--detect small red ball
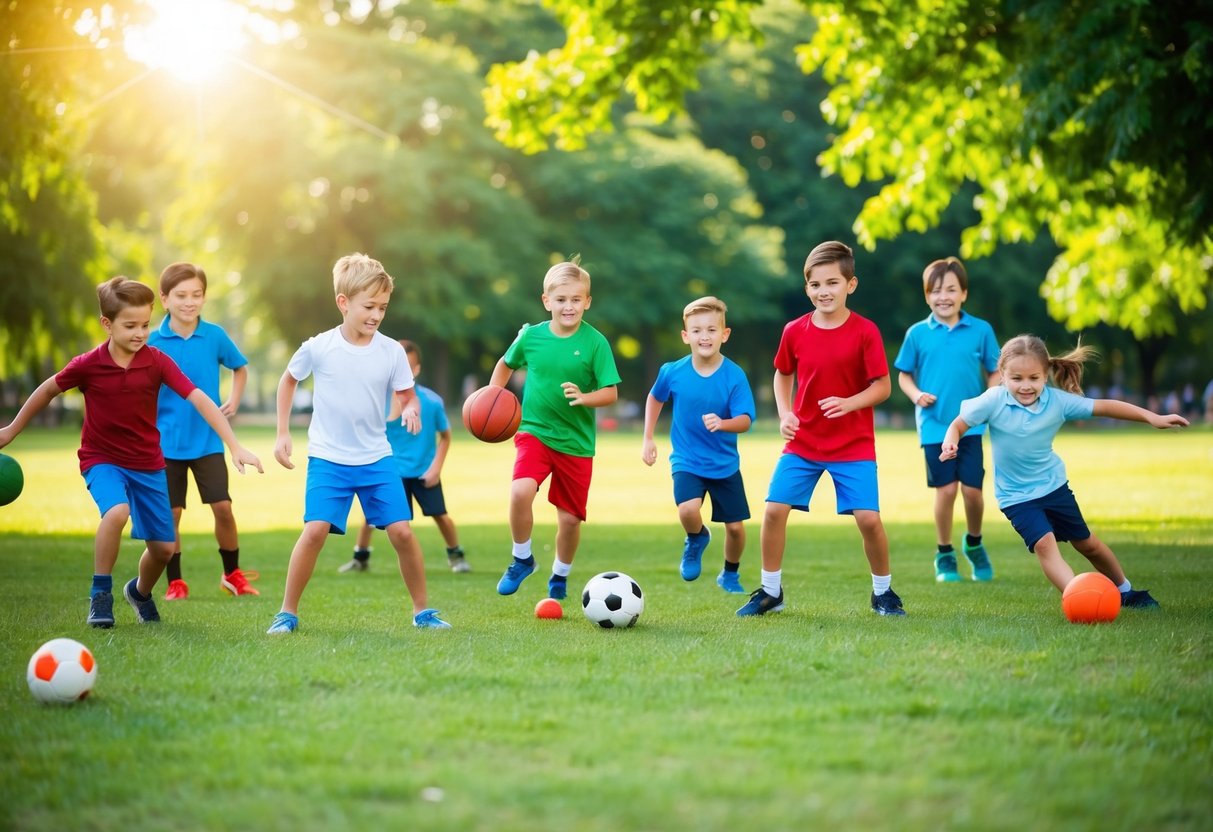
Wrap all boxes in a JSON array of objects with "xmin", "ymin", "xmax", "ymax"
[
  {"xmin": 534, "ymin": 598, "xmax": 563, "ymax": 620},
  {"xmin": 1062, "ymin": 572, "xmax": 1121, "ymax": 623}
]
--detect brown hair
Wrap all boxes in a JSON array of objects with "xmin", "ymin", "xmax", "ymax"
[
  {"xmin": 333, "ymin": 253, "xmax": 393, "ymax": 299},
  {"xmin": 922, "ymin": 257, "xmax": 968, "ymax": 294},
  {"xmin": 804, "ymin": 240, "xmax": 855, "ymax": 281},
  {"xmin": 97, "ymin": 276, "xmax": 154, "ymax": 320},
  {"xmin": 399, "ymin": 339, "xmax": 420, "ymax": 361},
  {"xmin": 998, "ymin": 334, "xmax": 1098, "ymax": 395},
  {"xmin": 682, "ymin": 296, "xmax": 728, "ymax": 327},
  {"xmin": 159, "ymin": 262, "xmax": 208, "ymax": 296}
]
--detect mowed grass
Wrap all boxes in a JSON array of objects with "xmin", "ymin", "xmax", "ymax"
[{"xmin": 1, "ymin": 426, "xmax": 1211, "ymax": 831}]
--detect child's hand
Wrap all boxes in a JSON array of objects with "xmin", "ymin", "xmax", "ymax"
[
  {"xmin": 401, "ymin": 405, "xmax": 421, "ymax": 435},
  {"xmin": 232, "ymin": 446, "xmax": 264, "ymax": 474},
  {"xmin": 1150, "ymin": 413, "xmax": 1190, "ymax": 429},
  {"xmin": 562, "ymin": 382, "xmax": 586, "ymax": 406},
  {"xmin": 274, "ymin": 436, "xmax": 294, "ymax": 470},
  {"xmin": 916, "ymin": 391, "xmax": 936, "ymax": 408},
  {"xmin": 779, "ymin": 413, "xmax": 800, "ymax": 441},
  {"xmin": 702, "ymin": 413, "xmax": 722, "ymax": 432},
  {"xmin": 818, "ymin": 396, "xmax": 854, "ymax": 419},
  {"xmin": 939, "ymin": 442, "xmax": 958, "ymax": 461},
  {"xmin": 421, "ymin": 468, "xmax": 440, "ymax": 487},
  {"xmin": 641, "ymin": 438, "xmax": 657, "ymax": 466},
  {"xmin": 220, "ymin": 399, "xmax": 239, "ymax": 419}
]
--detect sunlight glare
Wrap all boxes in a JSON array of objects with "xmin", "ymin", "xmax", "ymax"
[{"xmin": 124, "ymin": 0, "xmax": 248, "ymax": 82}]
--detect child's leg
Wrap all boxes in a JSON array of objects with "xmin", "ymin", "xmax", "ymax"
[
  {"xmin": 385, "ymin": 520, "xmax": 428, "ymax": 615},
  {"xmin": 853, "ymin": 509, "xmax": 890, "ymax": 575},
  {"xmin": 554, "ymin": 508, "xmax": 581, "ymax": 566},
  {"xmin": 509, "ymin": 478, "xmax": 539, "ymax": 545},
  {"xmin": 933, "ymin": 482, "xmax": 959, "ymax": 546},
  {"xmin": 960, "ymin": 484, "xmax": 984, "ymax": 537},
  {"xmin": 723, "ymin": 520, "xmax": 745, "ymax": 565},
  {"xmin": 137, "ymin": 540, "xmax": 174, "ymax": 596},
  {"xmin": 95, "ymin": 504, "xmax": 131, "ymax": 576},
  {"xmin": 1070, "ymin": 533, "xmax": 1127, "ymax": 587},
  {"xmin": 279, "ymin": 520, "xmax": 331, "ymax": 614},
  {"xmin": 759, "ymin": 502, "xmax": 791, "ymax": 573},
  {"xmin": 676, "ymin": 498, "xmax": 706, "ymax": 536},
  {"xmin": 355, "ymin": 522, "xmax": 375, "ymax": 551},
  {"xmin": 211, "ymin": 499, "xmax": 239, "ymax": 551},
  {"xmin": 1032, "ymin": 533, "xmax": 1076, "ymax": 591},
  {"xmin": 432, "ymin": 513, "xmax": 459, "ymax": 549}
]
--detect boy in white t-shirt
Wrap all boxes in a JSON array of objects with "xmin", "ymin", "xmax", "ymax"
[{"xmin": 266, "ymin": 253, "xmax": 451, "ymax": 634}]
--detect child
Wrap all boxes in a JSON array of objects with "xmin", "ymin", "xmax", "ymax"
[
  {"xmin": 739, "ymin": 240, "xmax": 906, "ymax": 617},
  {"xmin": 146, "ymin": 261, "xmax": 258, "ymax": 600},
  {"xmin": 343, "ymin": 339, "xmax": 471, "ymax": 574},
  {"xmin": 0, "ymin": 277, "xmax": 262, "ymax": 627},
  {"xmin": 940, "ymin": 335, "xmax": 1187, "ymax": 604},
  {"xmin": 894, "ymin": 257, "xmax": 1000, "ymax": 583},
  {"xmin": 267, "ymin": 253, "xmax": 450, "ymax": 633},
  {"xmin": 491, "ymin": 259, "xmax": 621, "ymax": 601},
  {"xmin": 641, "ymin": 296, "xmax": 755, "ymax": 593}
]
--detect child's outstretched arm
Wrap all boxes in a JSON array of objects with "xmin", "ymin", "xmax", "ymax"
[
  {"xmin": 641, "ymin": 393, "xmax": 664, "ymax": 466},
  {"xmin": 1092, "ymin": 399, "xmax": 1190, "ymax": 429},
  {"xmin": 274, "ymin": 370, "xmax": 298, "ymax": 469},
  {"xmin": 187, "ymin": 389, "xmax": 263, "ymax": 474},
  {"xmin": 897, "ymin": 371, "xmax": 935, "ymax": 407},
  {"xmin": 939, "ymin": 416, "xmax": 973, "ymax": 461},
  {"xmin": 220, "ymin": 365, "xmax": 248, "ymax": 418},
  {"xmin": 0, "ymin": 376, "xmax": 64, "ymax": 449},
  {"xmin": 489, "ymin": 358, "xmax": 514, "ymax": 388},
  {"xmin": 390, "ymin": 387, "xmax": 421, "ymax": 435},
  {"xmin": 562, "ymin": 382, "xmax": 617, "ymax": 408}
]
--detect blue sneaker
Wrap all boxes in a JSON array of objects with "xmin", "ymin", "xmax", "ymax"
[
  {"xmin": 548, "ymin": 574, "xmax": 568, "ymax": 600},
  {"xmin": 1121, "ymin": 588, "xmax": 1160, "ymax": 609},
  {"xmin": 123, "ymin": 578, "xmax": 161, "ymax": 623},
  {"xmin": 716, "ymin": 570, "xmax": 746, "ymax": 594},
  {"xmin": 413, "ymin": 609, "xmax": 452, "ymax": 629},
  {"xmin": 962, "ymin": 542, "xmax": 994, "ymax": 581},
  {"xmin": 871, "ymin": 588, "xmax": 906, "ymax": 616},
  {"xmin": 934, "ymin": 553, "xmax": 961, "ymax": 583},
  {"xmin": 736, "ymin": 587, "xmax": 784, "ymax": 616},
  {"xmin": 266, "ymin": 611, "xmax": 299, "ymax": 634},
  {"xmin": 680, "ymin": 528, "xmax": 711, "ymax": 581},
  {"xmin": 497, "ymin": 556, "xmax": 535, "ymax": 595},
  {"xmin": 88, "ymin": 591, "xmax": 115, "ymax": 628}
]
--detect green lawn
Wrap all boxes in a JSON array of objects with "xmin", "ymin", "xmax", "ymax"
[{"xmin": 1, "ymin": 427, "xmax": 1211, "ymax": 831}]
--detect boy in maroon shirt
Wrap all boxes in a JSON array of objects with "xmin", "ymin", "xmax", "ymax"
[{"xmin": 0, "ymin": 277, "xmax": 262, "ymax": 627}]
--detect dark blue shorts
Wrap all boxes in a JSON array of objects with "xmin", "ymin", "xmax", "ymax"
[
  {"xmin": 403, "ymin": 477, "xmax": 448, "ymax": 518},
  {"xmin": 923, "ymin": 435, "xmax": 984, "ymax": 488},
  {"xmin": 1001, "ymin": 483, "xmax": 1091, "ymax": 552},
  {"xmin": 672, "ymin": 470, "xmax": 750, "ymax": 524}
]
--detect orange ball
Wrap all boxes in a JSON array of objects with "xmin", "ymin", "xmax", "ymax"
[
  {"xmin": 1062, "ymin": 572, "xmax": 1121, "ymax": 623},
  {"xmin": 535, "ymin": 598, "xmax": 563, "ymax": 620},
  {"xmin": 462, "ymin": 385, "xmax": 522, "ymax": 443}
]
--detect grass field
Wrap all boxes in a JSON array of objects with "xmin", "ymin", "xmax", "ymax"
[{"xmin": 1, "ymin": 426, "xmax": 1211, "ymax": 831}]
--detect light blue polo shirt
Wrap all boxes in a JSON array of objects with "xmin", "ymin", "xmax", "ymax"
[
  {"xmin": 894, "ymin": 311, "xmax": 1000, "ymax": 444},
  {"xmin": 386, "ymin": 384, "xmax": 448, "ymax": 478},
  {"xmin": 149, "ymin": 317, "xmax": 248, "ymax": 459},
  {"xmin": 960, "ymin": 385, "xmax": 1095, "ymax": 509},
  {"xmin": 649, "ymin": 355, "xmax": 756, "ymax": 479}
]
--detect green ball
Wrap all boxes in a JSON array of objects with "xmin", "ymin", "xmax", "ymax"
[{"xmin": 0, "ymin": 453, "xmax": 24, "ymax": 506}]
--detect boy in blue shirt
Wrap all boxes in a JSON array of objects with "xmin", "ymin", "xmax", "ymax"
[
  {"xmin": 344, "ymin": 340, "xmax": 471, "ymax": 574},
  {"xmin": 894, "ymin": 257, "xmax": 1000, "ymax": 583},
  {"xmin": 146, "ymin": 262, "xmax": 258, "ymax": 599},
  {"xmin": 642, "ymin": 297, "xmax": 755, "ymax": 592}
]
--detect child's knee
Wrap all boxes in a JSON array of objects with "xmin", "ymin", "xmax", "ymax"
[
  {"xmin": 762, "ymin": 502, "xmax": 791, "ymax": 526},
  {"xmin": 853, "ymin": 510, "xmax": 884, "ymax": 536}
]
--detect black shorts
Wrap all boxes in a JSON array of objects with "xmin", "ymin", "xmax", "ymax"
[
  {"xmin": 672, "ymin": 470, "xmax": 750, "ymax": 524},
  {"xmin": 164, "ymin": 453, "xmax": 231, "ymax": 509},
  {"xmin": 403, "ymin": 477, "xmax": 448, "ymax": 518},
  {"xmin": 923, "ymin": 435, "xmax": 985, "ymax": 489}
]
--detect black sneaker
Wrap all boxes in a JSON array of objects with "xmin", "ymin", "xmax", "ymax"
[
  {"xmin": 123, "ymin": 578, "xmax": 161, "ymax": 623},
  {"xmin": 871, "ymin": 588, "xmax": 906, "ymax": 616},
  {"xmin": 1121, "ymin": 588, "xmax": 1160, "ymax": 609},
  {"xmin": 88, "ymin": 591, "xmax": 115, "ymax": 628},
  {"xmin": 736, "ymin": 587, "xmax": 785, "ymax": 616}
]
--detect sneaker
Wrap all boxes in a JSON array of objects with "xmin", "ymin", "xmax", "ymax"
[
  {"xmin": 962, "ymin": 542, "xmax": 994, "ymax": 581},
  {"xmin": 716, "ymin": 570, "xmax": 746, "ymax": 594},
  {"xmin": 871, "ymin": 588, "xmax": 906, "ymax": 616},
  {"xmin": 736, "ymin": 587, "xmax": 784, "ymax": 616},
  {"xmin": 680, "ymin": 528, "xmax": 711, "ymax": 581},
  {"xmin": 413, "ymin": 608, "xmax": 452, "ymax": 629},
  {"xmin": 123, "ymin": 578, "xmax": 161, "ymax": 623},
  {"xmin": 87, "ymin": 591, "xmax": 115, "ymax": 628},
  {"xmin": 1121, "ymin": 588, "xmax": 1160, "ymax": 609},
  {"xmin": 448, "ymin": 555, "xmax": 471, "ymax": 573},
  {"xmin": 337, "ymin": 558, "xmax": 369, "ymax": 573},
  {"xmin": 164, "ymin": 579, "xmax": 189, "ymax": 601},
  {"xmin": 934, "ymin": 553, "xmax": 961, "ymax": 583},
  {"xmin": 221, "ymin": 568, "xmax": 261, "ymax": 596},
  {"xmin": 548, "ymin": 574, "xmax": 568, "ymax": 600},
  {"xmin": 496, "ymin": 556, "xmax": 535, "ymax": 595},
  {"xmin": 266, "ymin": 611, "xmax": 299, "ymax": 634}
]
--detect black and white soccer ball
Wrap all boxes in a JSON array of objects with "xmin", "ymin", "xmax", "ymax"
[{"xmin": 581, "ymin": 571, "xmax": 644, "ymax": 629}]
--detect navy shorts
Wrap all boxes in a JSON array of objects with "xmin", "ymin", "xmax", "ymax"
[
  {"xmin": 403, "ymin": 477, "xmax": 448, "ymax": 517},
  {"xmin": 165, "ymin": 453, "xmax": 231, "ymax": 508},
  {"xmin": 923, "ymin": 435, "xmax": 984, "ymax": 489},
  {"xmin": 672, "ymin": 470, "xmax": 750, "ymax": 524},
  {"xmin": 1001, "ymin": 483, "xmax": 1091, "ymax": 552}
]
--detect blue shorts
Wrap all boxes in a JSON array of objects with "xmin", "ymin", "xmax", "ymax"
[
  {"xmin": 765, "ymin": 453, "xmax": 880, "ymax": 515},
  {"xmin": 403, "ymin": 477, "xmax": 447, "ymax": 518},
  {"xmin": 304, "ymin": 457, "xmax": 412, "ymax": 535},
  {"xmin": 83, "ymin": 464, "xmax": 176, "ymax": 543},
  {"xmin": 672, "ymin": 470, "xmax": 750, "ymax": 524},
  {"xmin": 1001, "ymin": 483, "xmax": 1091, "ymax": 552},
  {"xmin": 923, "ymin": 434, "xmax": 984, "ymax": 489}
]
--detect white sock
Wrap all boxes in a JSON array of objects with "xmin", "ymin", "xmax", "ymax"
[
  {"xmin": 552, "ymin": 558, "xmax": 571, "ymax": 578},
  {"xmin": 761, "ymin": 569, "xmax": 781, "ymax": 597},
  {"xmin": 872, "ymin": 573, "xmax": 891, "ymax": 595},
  {"xmin": 512, "ymin": 539, "xmax": 532, "ymax": 561},
  {"xmin": 1117, "ymin": 579, "xmax": 1131, "ymax": 593}
]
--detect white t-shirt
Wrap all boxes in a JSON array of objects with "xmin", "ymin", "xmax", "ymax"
[{"xmin": 287, "ymin": 328, "xmax": 414, "ymax": 465}]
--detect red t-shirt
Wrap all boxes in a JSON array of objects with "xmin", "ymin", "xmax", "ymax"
[
  {"xmin": 773, "ymin": 311, "xmax": 888, "ymax": 462},
  {"xmin": 55, "ymin": 343, "xmax": 197, "ymax": 473}
]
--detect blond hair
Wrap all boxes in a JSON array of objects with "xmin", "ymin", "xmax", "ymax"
[
  {"xmin": 683, "ymin": 296, "xmax": 728, "ymax": 327},
  {"xmin": 333, "ymin": 253, "xmax": 393, "ymax": 300},
  {"xmin": 97, "ymin": 276, "xmax": 154, "ymax": 320},
  {"xmin": 543, "ymin": 258, "xmax": 591, "ymax": 294},
  {"xmin": 922, "ymin": 257, "xmax": 968, "ymax": 294},
  {"xmin": 999, "ymin": 334, "xmax": 1098, "ymax": 395},
  {"xmin": 804, "ymin": 240, "xmax": 855, "ymax": 281}
]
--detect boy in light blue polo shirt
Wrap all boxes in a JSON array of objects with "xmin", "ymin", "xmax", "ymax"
[
  {"xmin": 895, "ymin": 257, "xmax": 1000, "ymax": 583},
  {"xmin": 147, "ymin": 262, "xmax": 258, "ymax": 600}
]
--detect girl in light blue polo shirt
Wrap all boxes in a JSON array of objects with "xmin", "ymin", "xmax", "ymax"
[{"xmin": 939, "ymin": 335, "xmax": 1189, "ymax": 609}]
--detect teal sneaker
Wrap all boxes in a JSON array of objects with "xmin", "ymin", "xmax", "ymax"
[
  {"xmin": 123, "ymin": 579, "xmax": 161, "ymax": 623},
  {"xmin": 716, "ymin": 570, "xmax": 746, "ymax": 594},
  {"xmin": 1121, "ymin": 589, "xmax": 1160, "ymax": 609},
  {"xmin": 266, "ymin": 611, "xmax": 299, "ymax": 634},
  {"xmin": 962, "ymin": 542, "xmax": 994, "ymax": 581},
  {"xmin": 736, "ymin": 587, "xmax": 784, "ymax": 616},
  {"xmin": 680, "ymin": 528, "xmax": 711, "ymax": 581},
  {"xmin": 87, "ymin": 591, "xmax": 115, "ymax": 628},
  {"xmin": 871, "ymin": 588, "xmax": 906, "ymax": 616},
  {"xmin": 548, "ymin": 574, "xmax": 568, "ymax": 600},
  {"xmin": 497, "ymin": 556, "xmax": 535, "ymax": 595},
  {"xmin": 934, "ymin": 553, "xmax": 961, "ymax": 583},
  {"xmin": 413, "ymin": 609, "xmax": 452, "ymax": 629}
]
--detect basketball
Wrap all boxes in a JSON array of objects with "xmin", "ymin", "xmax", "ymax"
[
  {"xmin": 1061, "ymin": 572, "xmax": 1121, "ymax": 623},
  {"xmin": 0, "ymin": 453, "xmax": 23, "ymax": 506},
  {"xmin": 462, "ymin": 385, "xmax": 521, "ymax": 443}
]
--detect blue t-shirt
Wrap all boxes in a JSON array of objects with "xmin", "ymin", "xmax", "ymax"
[
  {"xmin": 649, "ymin": 355, "xmax": 756, "ymax": 479},
  {"xmin": 149, "ymin": 317, "xmax": 248, "ymax": 460},
  {"xmin": 386, "ymin": 384, "xmax": 448, "ymax": 478},
  {"xmin": 894, "ymin": 311, "xmax": 1000, "ymax": 445},
  {"xmin": 959, "ymin": 385, "xmax": 1095, "ymax": 509}
]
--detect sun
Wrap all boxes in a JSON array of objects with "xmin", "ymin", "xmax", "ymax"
[{"xmin": 123, "ymin": 0, "xmax": 248, "ymax": 82}]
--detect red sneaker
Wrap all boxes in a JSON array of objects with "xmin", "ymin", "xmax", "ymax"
[
  {"xmin": 221, "ymin": 568, "xmax": 260, "ymax": 596},
  {"xmin": 165, "ymin": 579, "xmax": 189, "ymax": 601}
]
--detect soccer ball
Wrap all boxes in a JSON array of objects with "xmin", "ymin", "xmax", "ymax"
[
  {"xmin": 27, "ymin": 638, "xmax": 97, "ymax": 704},
  {"xmin": 582, "ymin": 571, "xmax": 644, "ymax": 629}
]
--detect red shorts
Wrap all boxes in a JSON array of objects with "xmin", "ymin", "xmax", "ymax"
[{"xmin": 513, "ymin": 432, "xmax": 593, "ymax": 521}]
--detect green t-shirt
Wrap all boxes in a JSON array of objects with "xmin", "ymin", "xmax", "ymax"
[{"xmin": 503, "ymin": 321, "xmax": 621, "ymax": 457}]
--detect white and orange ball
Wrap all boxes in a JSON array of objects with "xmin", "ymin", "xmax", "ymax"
[{"xmin": 27, "ymin": 638, "xmax": 97, "ymax": 704}]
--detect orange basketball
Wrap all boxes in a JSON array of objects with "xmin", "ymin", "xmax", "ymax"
[
  {"xmin": 1061, "ymin": 572, "xmax": 1121, "ymax": 623},
  {"xmin": 462, "ymin": 385, "xmax": 522, "ymax": 443}
]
